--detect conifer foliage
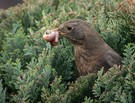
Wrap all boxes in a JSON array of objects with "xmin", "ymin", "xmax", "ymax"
[{"xmin": 0, "ymin": 0, "xmax": 135, "ymax": 102}]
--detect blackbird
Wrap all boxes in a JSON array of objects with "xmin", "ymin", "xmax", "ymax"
[{"xmin": 43, "ymin": 19, "xmax": 122, "ymax": 76}]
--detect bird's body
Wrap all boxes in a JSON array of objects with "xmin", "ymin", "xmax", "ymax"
[
  {"xmin": 43, "ymin": 19, "xmax": 122, "ymax": 76},
  {"xmin": 74, "ymin": 42, "xmax": 121, "ymax": 75}
]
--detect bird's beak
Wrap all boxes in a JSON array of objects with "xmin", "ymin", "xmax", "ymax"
[
  {"xmin": 49, "ymin": 28, "xmax": 66, "ymax": 36},
  {"xmin": 54, "ymin": 28, "xmax": 67, "ymax": 36}
]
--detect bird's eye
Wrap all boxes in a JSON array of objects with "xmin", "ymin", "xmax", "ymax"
[{"xmin": 66, "ymin": 26, "xmax": 73, "ymax": 31}]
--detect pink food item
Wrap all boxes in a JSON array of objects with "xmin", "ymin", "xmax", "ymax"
[{"xmin": 43, "ymin": 30, "xmax": 59, "ymax": 46}]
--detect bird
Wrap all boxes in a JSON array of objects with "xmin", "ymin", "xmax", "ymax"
[{"xmin": 43, "ymin": 19, "xmax": 122, "ymax": 76}]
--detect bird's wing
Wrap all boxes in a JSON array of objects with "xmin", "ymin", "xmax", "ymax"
[{"xmin": 105, "ymin": 51, "xmax": 122, "ymax": 68}]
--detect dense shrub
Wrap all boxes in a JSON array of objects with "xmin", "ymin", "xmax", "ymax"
[{"xmin": 0, "ymin": 0, "xmax": 135, "ymax": 102}]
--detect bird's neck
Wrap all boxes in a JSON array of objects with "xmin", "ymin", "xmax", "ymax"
[
  {"xmin": 84, "ymin": 27, "xmax": 106, "ymax": 50},
  {"xmin": 86, "ymin": 36, "xmax": 106, "ymax": 51},
  {"xmin": 74, "ymin": 36, "xmax": 109, "ymax": 56}
]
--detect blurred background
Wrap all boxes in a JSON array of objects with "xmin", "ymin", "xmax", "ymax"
[{"xmin": 0, "ymin": 0, "xmax": 23, "ymax": 9}]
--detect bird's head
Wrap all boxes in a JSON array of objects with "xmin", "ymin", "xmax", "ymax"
[
  {"xmin": 43, "ymin": 19, "xmax": 101, "ymax": 47},
  {"xmin": 57, "ymin": 19, "xmax": 87, "ymax": 45}
]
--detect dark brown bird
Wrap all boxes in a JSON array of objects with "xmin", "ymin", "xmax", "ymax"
[{"xmin": 43, "ymin": 19, "xmax": 122, "ymax": 76}]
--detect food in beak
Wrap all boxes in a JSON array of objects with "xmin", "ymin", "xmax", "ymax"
[{"xmin": 43, "ymin": 30, "xmax": 59, "ymax": 46}]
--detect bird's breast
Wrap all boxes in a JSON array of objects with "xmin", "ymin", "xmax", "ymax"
[{"xmin": 74, "ymin": 46, "xmax": 102, "ymax": 75}]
